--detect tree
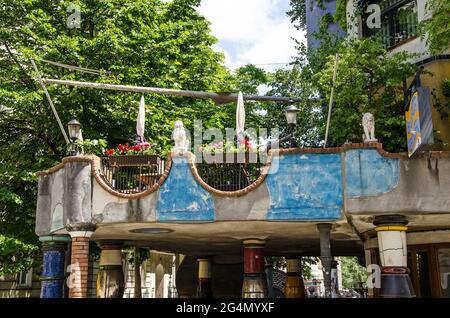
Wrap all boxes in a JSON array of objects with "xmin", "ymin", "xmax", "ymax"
[
  {"xmin": 265, "ymin": 65, "xmax": 324, "ymax": 147},
  {"xmin": 0, "ymin": 0, "xmax": 241, "ymax": 274},
  {"xmin": 339, "ymin": 256, "xmax": 367, "ymax": 289},
  {"xmin": 313, "ymin": 39, "xmax": 416, "ymax": 151},
  {"xmin": 0, "ymin": 235, "xmax": 38, "ymax": 276},
  {"xmin": 420, "ymin": 0, "xmax": 450, "ymax": 55}
]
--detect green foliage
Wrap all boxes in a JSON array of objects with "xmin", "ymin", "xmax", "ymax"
[
  {"xmin": 431, "ymin": 79, "xmax": 450, "ymax": 120},
  {"xmin": 89, "ymin": 241, "xmax": 101, "ymax": 262},
  {"xmin": 265, "ymin": 65, "xmax": 324, "ymax": 146},
  {"xmin": 313, "ymin": 39, "xmax": 416, "ymax": 151},
  {"xmin": 0, "ymin": 235, "xmax": 39, "ymax": 276},
  {"xmin": 0, "ymin": 0, "xmax": 267, "ymax": 273},
  {"xmin": 420, "ymin": 0, "xmax": 450, "ymax": 54},
  {"xmin": 301, "ymin": 257, "xmax": 318, "ymax": 280},
  {"xmin": 68, "ymin": 138, "xmax": 107, "ymax": 156},
  {"xmin": 287, "ymin": 0, "xmax": 307, "ymax": 30},
  {"xmin": 443, "ymin": 79, "xmax": 450, "ymax": 98},
  {"xmin": 340, "ymin": 256, "xmax": 367, "ymax": 289},
  {"xmin": 334, "ymin": 0, "xmax": 348, "ymax": 30}
]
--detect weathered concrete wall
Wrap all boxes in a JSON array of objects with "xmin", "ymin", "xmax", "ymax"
[
  {"xmin": 214, "ymin": 183, "xmax": 269, "ymax": 220},
  {"xmin": 345, "ymin": 149, "xmax": 399, "ymax": 198},
  {"xmin": 35, "ymin": 148, "xmax": 450, "ymax": 238},
  {"xmin": 92, "ymin": 182, "xmax": 158, "ymax": 223},
  {"xmin": 346, "ymin": 155, "xmax": 450, "ymax": 215},
  {"xmin": 63, "ymin": 161, "xmax": 92, "ymax": 225},
  {"xmin": 36, "ymin": 169, "xmax": 66, "ymax": 236}
]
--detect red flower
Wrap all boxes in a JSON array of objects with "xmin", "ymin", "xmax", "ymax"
[
  {"xmin": 105, "ymin": 149, "xmax": 114, "ymax": 156},
  {"xmin": 240, "ymin": 139, "xmax": 251, "ymax": 149}
]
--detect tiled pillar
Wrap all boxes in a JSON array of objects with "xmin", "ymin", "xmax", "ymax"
[
  {"xmin": 67, "ymin": 225, "xmax": 96, "ymax": 298},
  {"xmin": 97, "ymin": 241, "xmax": 125, "ymax": 298},
  {"xmin": 285, "ymin": 258, "xmax": 306, "ymax": 298},
  {"xmin": 242, "ymin": 239, "xmax": 267, "ymax": 298},
  {"xmin": 39, "ymin": 235, "xmax": 71, "ymax": 298},
  {"xmin": 317, "ymin": 223, "xmax": 332, "ymax": 298},
  {"xmin": 197, "ymin": 258, "xmax": 213, "ymax": 298},
  {"xmin": 374, "ymin": 215, "xmax": 415, "ymax": 298}
]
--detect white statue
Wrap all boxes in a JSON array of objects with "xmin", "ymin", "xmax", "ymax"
[
  {"xmin": 362, "ymin": 112, "xmax": 377, "ymax": 142},
  {"xmin": 172, "ymin": 120, "xmax": 189, "ymax": 152}
]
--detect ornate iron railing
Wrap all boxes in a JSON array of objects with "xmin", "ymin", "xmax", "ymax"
[
  {"xmin": 195, "ymin": 153, "xmax": 266, "ymax": 192},
  {"xmin": 100, "ymin": 155, "xmax": 164, "ymax": 194}
]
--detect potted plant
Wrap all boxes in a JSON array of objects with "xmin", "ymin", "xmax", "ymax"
[
  {"xmin": 104, "ymin": 142, "xmax": 161, "ymax": 166},
  {"xmin": 198, "ymin": 139, "xmax": 262, "ymax": 164}
]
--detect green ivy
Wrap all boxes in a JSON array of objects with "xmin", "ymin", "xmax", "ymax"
[{"xmin": 334, "ymin": 0, "xmax": 348, "ymax": 30}]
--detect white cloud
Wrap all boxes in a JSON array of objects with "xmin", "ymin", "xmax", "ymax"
[{"xmin": 198, "ymin": 0, "xmax": 306, "ymax": 72}]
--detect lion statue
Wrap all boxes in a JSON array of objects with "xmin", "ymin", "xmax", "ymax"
[
  {"xmin": 172, "ymin": 120, "xmax": 189, "ymax": 152},
  {"xmin": 362, "ymin": 112, "xmax": 377, "ymax": 142}
]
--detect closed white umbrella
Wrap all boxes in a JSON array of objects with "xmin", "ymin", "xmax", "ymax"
[
  {"xmin": 136, "ymin": 95, "xmax": 146, "ymax": 143},
  {"xmin": 236, "ymin": 91, "xmax": 245, "ymax": 142}
]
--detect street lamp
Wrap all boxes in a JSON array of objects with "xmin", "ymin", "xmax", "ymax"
[
  {"xmin": 67, "ymin": 116, "xmax": 81, "ymax": 155},
  {"xmin": 284, "ymin": 105, "xmax": 299, "ymax": 126},
  {"xmin": 284, "ymin": 105, "xmax": 299, "ymax": 148},
  {"xmin": 68, "ymin": 116, "xmax": 81, "ymax": 141}
]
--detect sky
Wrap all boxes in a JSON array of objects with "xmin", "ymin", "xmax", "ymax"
[{"xmin": 197, "ymin": 0, "xmax": 306, "ymax": 72}]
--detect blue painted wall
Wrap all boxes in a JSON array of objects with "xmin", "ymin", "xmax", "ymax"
[
  {"xmin": 265, "ymin": 153, "xmax": 343, "ymax": 220},
  {"xmin": 156, "ymin": 157, "xmax": 214, "ymax": 222},
  {"xmin": 152, "ymin": 150, "xmax": 400, "ymax": 222},
  {"xmin": 306, "ymin": 0, "xmax": 346, "ymax": 49},
  {"xmin": 345, "ymin": 149, "xmax": 400, "ymax": 198}
]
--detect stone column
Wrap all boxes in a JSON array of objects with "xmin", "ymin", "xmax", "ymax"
[
  {"xmin": 67, "ymin": 224, "xmax": 96, "ymax": 298},
  {"xmin": 285, "ymin": 258, "xmax": 306, "ymax": 298},
  {"xmin": 197, "ymin": 258, "xmax": 213, "ymax": 298},
  {"xmin": 317, "ymin": 223, "xmax": 332, "ymax": 298},
  {"xmin": 96, "ymin": 241, "xmax": 125, "ymax": 298},
  {"xmin": 39, "ymin": 235, "xmax": 71, "ymax": 298},
  {"xmin": 373, "ymin": 215, "xmax": 415, "ymax": 298},
  {"xmin": 242, "ymin": 239, "xmax": 267, "ymax": 298}
]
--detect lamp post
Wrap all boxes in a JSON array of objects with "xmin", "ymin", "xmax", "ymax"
[
  {"xmin": 284, "ymin": 105, "xmax": 299, "ymax": 148},
  {"xmin": 67, "ymin": 116, "xmax": 81, "ymax": 156}
]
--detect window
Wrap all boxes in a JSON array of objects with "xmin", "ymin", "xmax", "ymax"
[
  {"xmin": 362, "ymin": 0, "xmax": 419, "ymax": 49},
  {"xmin": 438, "ymin": 248, "xmax": 450, "ymax": 298},
  {"xmin": 16, "ymin": 269, "xmax": 32, "ymax": 288}
]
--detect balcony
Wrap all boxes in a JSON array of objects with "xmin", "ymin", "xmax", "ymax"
[
  {"xmin": 99, "ymin": 152, "xmax": 266, "ymax": 194},
  {"xmin": 100, "ymin": 155, "xmax": 164, "ymax": 195}
]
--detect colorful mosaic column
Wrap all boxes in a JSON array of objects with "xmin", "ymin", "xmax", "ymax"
[
  {"xmin": 242, "ymin": 239, "xmax": 268, "ymax": 298},
  {"xmin": 374, "ymin": 215, "xmax": 415, "ymax": 298},
  {"xmin": 197, "ymin": 258, "xmax": 213, "ymax": 298},
  {"xmin": 97, "ymin": 241, "xmax": 125, "ymax": 298},
  {"xmin": 285, "ymin": 258, "xmax": 306, "ymax": 298},
  {"xmin": 317, "ymin": 223, "xmax": 332, "ymax": 298},
  {"xmin": 40, "ymin": 235, "xmax": 71, "ymax": 298},
  {"xmin": 67, "ymin": 224, "xmax": 96, "ymax": 298}
]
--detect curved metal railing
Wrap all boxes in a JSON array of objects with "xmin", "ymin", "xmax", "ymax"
[{"xmin": 100, "ymin": 155, "xmax": 164, "ymax": 194}]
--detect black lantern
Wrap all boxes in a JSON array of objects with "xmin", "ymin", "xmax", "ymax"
[
  {"xmin": 284, "ymin": 105, "xmax": 299, "ymax": 147},
  {"xmin": 67, "ymin": 116, "xmax": 81, "ymax": 141}
]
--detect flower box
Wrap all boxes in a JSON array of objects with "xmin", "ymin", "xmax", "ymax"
[{"xmin": 106, "ymin": 154, "xmax": 162, "ymax": 167}]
